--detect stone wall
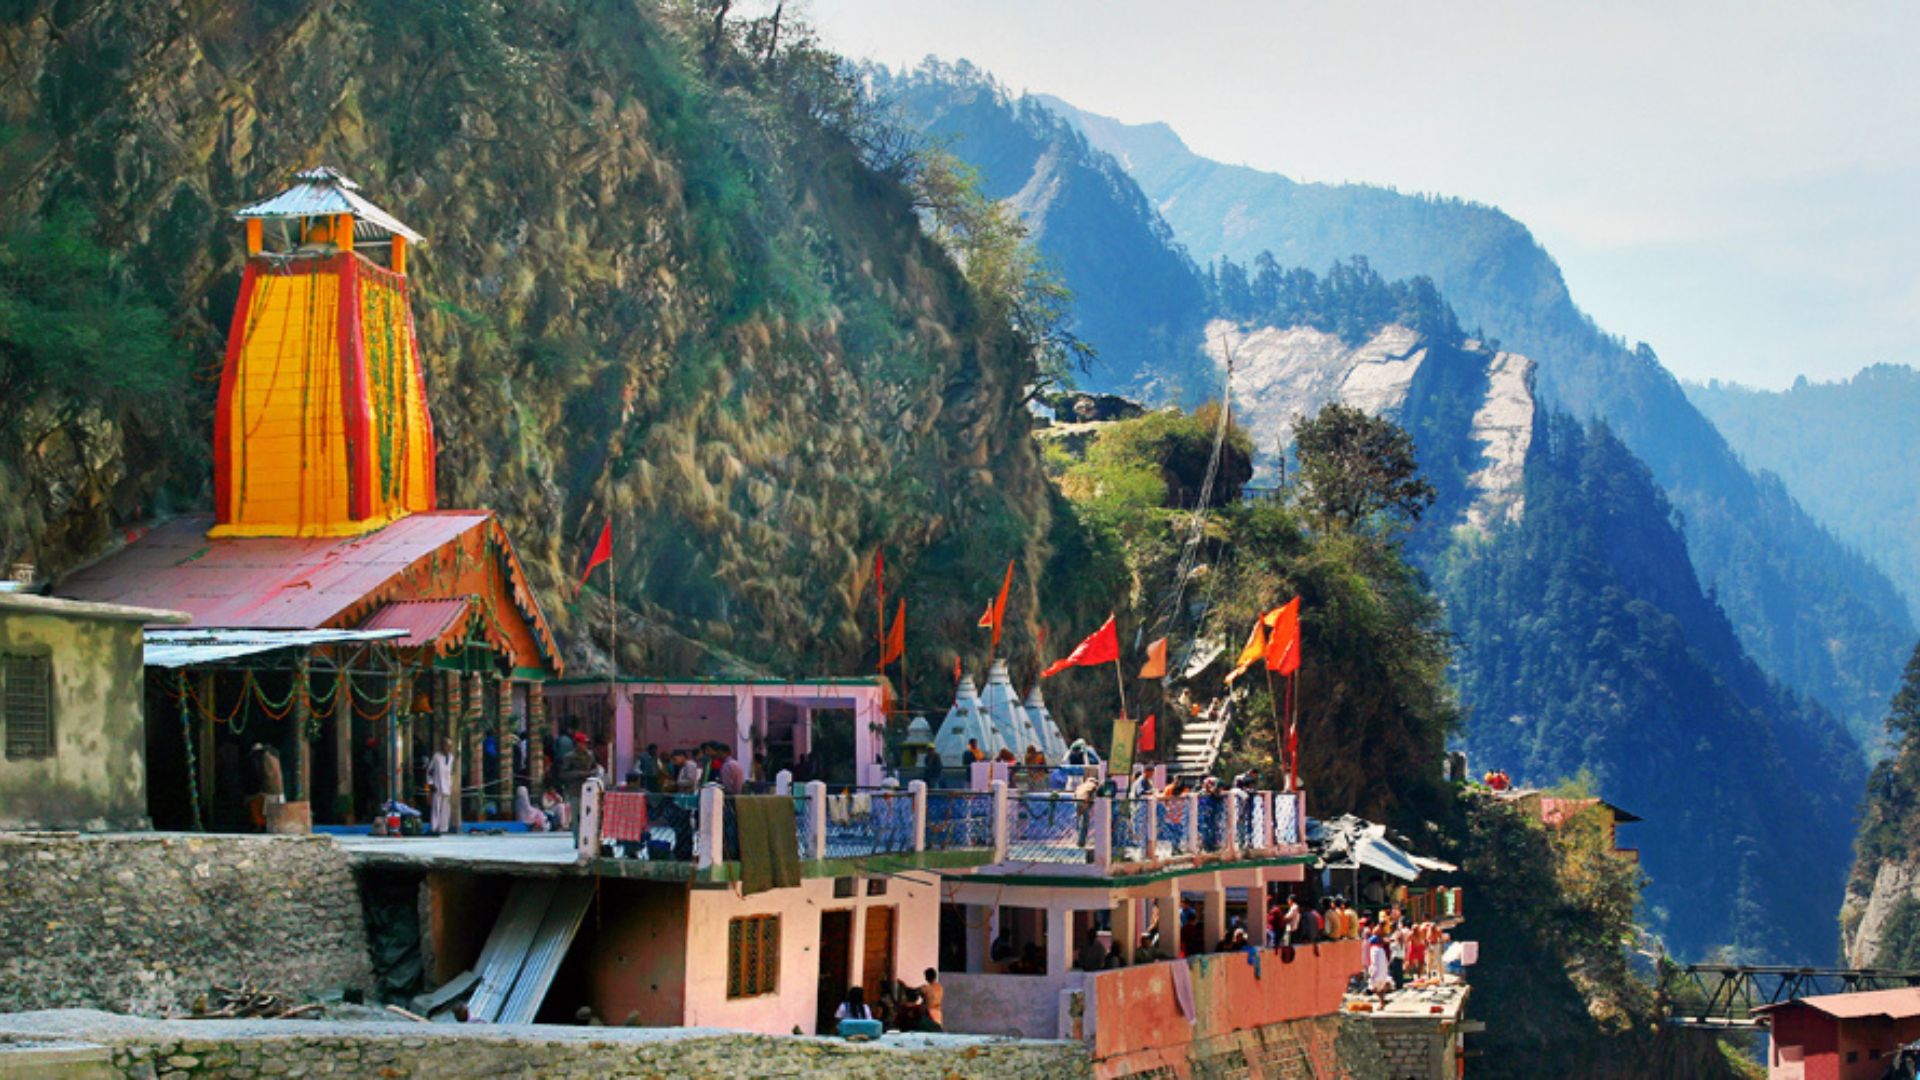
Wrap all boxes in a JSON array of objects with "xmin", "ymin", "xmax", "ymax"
[
  {"xmin": 1097, "ymin": 1014, "xmax": 1387, "ymax": 1080},
  {"xmin": 0, "ymin": 834, "xmax": 372, "ymax": 1014},
  {"xmin": 0, "ymin": 1011, "xmax": 1092, "ymax": 1079},
  {"xmin": 1368, "ymin": 1018, "xmax": 1452, "ymax": 1080}
]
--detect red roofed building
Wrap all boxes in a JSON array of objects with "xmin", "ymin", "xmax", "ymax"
[
  {"xmin": 51, "ymin": 170, "xmax": 560, "ymax": 833},
  {"xmin": 1755, "ymin": 988, "xmax": 1920, "ymax": 1079}
]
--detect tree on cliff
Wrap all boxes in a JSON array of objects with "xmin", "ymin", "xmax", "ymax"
[{"xmin": 1292, "ymin": 403, "xmax": 1436, "ymax": 532}]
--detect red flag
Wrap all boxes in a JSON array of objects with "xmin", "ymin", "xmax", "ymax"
[
  {"xmin": 576, "ymin": 519, "xmax": 612, "ymax": 592},
  {"xmin": 977, "ymin": 559, "xmax": 1015, "ymax": 648},
  {"xmin": 1040, "ymin": 615, "xmax": 1120, "ymax": 678},
  {"xmin": 1264, "ymin": 597, "xmax": 1301, "ymax": 675},
  {"xmin": 1138, "ymin": 636, "xmax": 1168, "ymax": 679},
  {"xmin": 954, "ymin": 656, "xmax": 963, "ymax": 686},
  {"xmin": 1138, "ymin": 712, "xmax": 1157, "ymax": 753},
  {"xmin": 881, "ymin": 598, "xmax": 906, "ymax": 665}
]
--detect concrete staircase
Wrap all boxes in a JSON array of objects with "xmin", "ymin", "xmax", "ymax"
[{"xmin": 1173, "ymin": 699, "xmax": 1233, "ymax": 778}]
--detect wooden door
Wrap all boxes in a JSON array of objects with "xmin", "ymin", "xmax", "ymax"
[
  {"xmin": 816, "ymin": 909, "xmax": 854, "ymax": 1034},
  {"xmin": 861, "ymin": 905, "xmax": 897, "ymax": 1001}
]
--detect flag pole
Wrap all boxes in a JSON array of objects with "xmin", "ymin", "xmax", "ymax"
[
  {"xmin": 1265, "ymin": 665, "xmax": 1284, "ymax": 788},
  {"xmin": 607, "ymin": 516, "xmax": 617, "ymax": 766}
]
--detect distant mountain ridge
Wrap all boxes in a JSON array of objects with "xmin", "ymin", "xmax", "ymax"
[
  {"xmin": 867, "ymin": 62, "xmax": 1214, "ymax": 401},
  {"xmin": 1041, "ymin": 94, "xmax": 1913, "ymax": 748},
  {"xmin": 1688, "ymin": 364, "xmax": 1920, "ymax": 628}
]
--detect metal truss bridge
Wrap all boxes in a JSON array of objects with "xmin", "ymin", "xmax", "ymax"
[{"xmin": 1658, "ymin": 963, "xmax": 1920, "ymax": 1029}]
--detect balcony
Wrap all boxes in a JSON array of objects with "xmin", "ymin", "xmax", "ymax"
[{"xmin": 586, "ymin": 782, "xmax": 1308, "ymax": 885}]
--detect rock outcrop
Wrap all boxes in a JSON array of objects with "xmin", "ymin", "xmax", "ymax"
[{"xmin": 1203, "ymin": 319, "xmax": 1535, "ymax": 532}]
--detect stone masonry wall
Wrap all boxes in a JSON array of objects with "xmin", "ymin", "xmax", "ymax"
[
  {"xmin": 1370, "ymin": 1021, "xmax": 1449, "ymax": 1080},
  {"xmin": 1097, "ymin": 1014, "xmax": 1388, "ymax": 1080},
  {"xmin": 0, "ymin": 834, "xmax": 372, "ymax": 1014},
  {"xmin": 0, "ymin": 1012, "xmax": 1092, "ymax": 1079}
]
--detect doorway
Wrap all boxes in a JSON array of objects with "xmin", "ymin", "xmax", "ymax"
[
  {"xmin": 862, "ymin": 905, "xmax": 897, "ymax": 1000},
  {"xmin": 816, "ymin": 909, "xmax": 854, "ymax": 1034}
]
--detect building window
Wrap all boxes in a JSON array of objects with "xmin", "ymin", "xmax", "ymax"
[
  {"xmin": 866, "ymin": 878, "xmax": 888, "ymax": 897},
  {"xmin": 727, "ymin": 915, "xmax": 779, "ymax": 999},
  {"xmin": 833, "ymin": 877, "xmax": 856, "ymax": 898},
  {"xmin": 1, "ymin": 653, "xmax": 52, "ymax": 760}
]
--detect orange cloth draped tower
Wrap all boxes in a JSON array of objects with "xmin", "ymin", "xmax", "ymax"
[{"xmin": 211, "ymin": 166, "xmax": 436, "ymax": 538}]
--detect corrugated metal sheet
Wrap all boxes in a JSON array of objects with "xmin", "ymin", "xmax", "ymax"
[
  {"xmin": 497, "ymin": 879, "xmax": 594, "ymax": 1025},
  {"xmin": 143, "ymin": 628, "xmax": 404, "ymax": 669},
  {"xmin": 360, "ymin": 599, "xmax": 472, "ymax": 652},
  {"xmin": 466, "ymin": 880, "xmax": 555, "ymax": 1023},
  {"xmin": 56, "ymin": 513, "xmax": 490, "ymax": 630},
  {"xmin": 234, "ymin": 167, "xmax": 425, "ymax": 244}
]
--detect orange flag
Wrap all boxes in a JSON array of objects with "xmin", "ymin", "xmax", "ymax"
[
  {"xmin": 1264, "ymin": 597, "xmax": 1301, "ymax": 675},
  {"xmin": 1041, "ymin": 615, "xmax": 1120, "ymax": 678},
  {"xmin": 977, "ymin": 559, "xmax": 1014, "ymax": 648},
  {"xmin": 881, "ymin": 598, "xmax": 906, "ymax": 665},
  {"xmin": 576, "ymin": 518, "xmax": 612, "ymax": 595},
  {"xmin": 1138, "ymin": 636, "xmax": 1168, "ymax": 679},
  {"xmin": 1227, "ymin": 620, "xmax": 1268, "ymax": 683}
]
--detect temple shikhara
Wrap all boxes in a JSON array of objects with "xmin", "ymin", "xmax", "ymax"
[{"xmin": 54, "ymin": 168, "xmax": 562, "ymax": 832}]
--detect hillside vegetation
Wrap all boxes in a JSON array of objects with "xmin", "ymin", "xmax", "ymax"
[{"xmin": 0, "ymin": 0, "xmax": 1105, "ymax": 696}]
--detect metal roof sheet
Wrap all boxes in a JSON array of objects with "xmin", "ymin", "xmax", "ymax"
[
  {"xmin": 143, "ymin": 628, "xmax": 405, "ymax": 668},
  {"xmin": 1754, "ymin": 987, "xmax": 1920, "ymax": 1021},
  {"xmin": 0, "ymin": 591, "xmax": 189, "ymax": 625},
  {"xmin": 57, "ymin": 513, "xmax": 492, "ymax": 629},
  {"xmin": 360, "ymin": 598, "xmax": 473, "ymax": 653},
  {"xmin": 234, "ymin": 167, "xmax": 425, "ymax": 244}
]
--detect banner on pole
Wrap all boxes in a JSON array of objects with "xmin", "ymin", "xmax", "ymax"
[{"xmin": 1108, "ymin": 716, "xmax": 1137, "ymax": 778}]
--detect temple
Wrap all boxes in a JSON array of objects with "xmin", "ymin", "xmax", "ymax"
[{"xmin": 54, "ymin": 168, "xmax": 560, "ymax": 831}]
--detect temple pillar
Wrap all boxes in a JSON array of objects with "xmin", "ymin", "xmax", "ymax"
[
  {"xmin": 496, "ymin": 677, "xmax": 514, "ymax": 803},
  {"xmin": 196, "ymin": 672, "xmax": 216, "ymax": 830},
  {"xmin": 464, "ymin": 671, "xmax": 484, "ymax": 823},
  {"xmin": 333, "ymin": 668, "xmax": 354, "ymax": 822},
  {"xmin": 291, "ymin": 657, "xmax": 311, "ymax": 803},
  {"xmin": 528, "ymin": 682, "xmax": 548, "ymax": 793}
]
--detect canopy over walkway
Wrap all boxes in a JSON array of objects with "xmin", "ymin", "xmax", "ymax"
[{"xmin": 1658, "ymin": 963, "xmax": 1920, "ymax": 1028}]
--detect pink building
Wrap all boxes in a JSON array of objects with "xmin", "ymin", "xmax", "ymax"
[{"xmin": 543, "ymin": 677, "xmax": 890, "ymax": 788}]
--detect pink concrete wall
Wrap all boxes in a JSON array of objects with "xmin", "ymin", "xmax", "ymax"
[
  {"xmin": 587, "ymin": 880, "xmax": 689, "ymax": 1027},
  {"xmin": 943, "ymin": 971, "xmax": 1087, "ymax": 1038},
  {"xmin": 1088, "ymin": 939, "xmax": 1361, "ymax": 1063},
  {"xmin": 679, "ymin": 875, "xmax": 941, "ymax": 1035}
]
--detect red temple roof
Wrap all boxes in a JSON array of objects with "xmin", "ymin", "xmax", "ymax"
[{"xmin": 56, "ymin": 512, "xmax": 561, "ymax": 675}]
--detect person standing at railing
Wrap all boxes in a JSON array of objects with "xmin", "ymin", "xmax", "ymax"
[
  {"xmin": 711, "ymin": 743, "xmax": 747, "ymax": 796},
  {"xmin": 1072, "ymin": 773, "xmax": 1108, "ymax": 846}
]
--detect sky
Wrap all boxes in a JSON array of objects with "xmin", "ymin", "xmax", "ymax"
[{"xmin": 800, "ymin": 0, "xmax": 1920, "ymax": 389}]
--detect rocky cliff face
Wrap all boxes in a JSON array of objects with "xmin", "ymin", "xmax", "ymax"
[
  {"xmin": 1203, "ymin": 318, "xmax": 1534, "ymax": 533},
  {"xmin": 0, "ymin": 0, "xmax": 1062, "ymax": 689}
]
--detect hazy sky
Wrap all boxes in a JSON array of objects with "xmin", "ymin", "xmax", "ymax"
[{"xmin": 801, "ymin": 0, "xmax": 1920, "ymax": 389}]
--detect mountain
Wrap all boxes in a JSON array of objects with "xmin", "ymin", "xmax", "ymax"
[
  {"xmin": 0, "ymin": 0, "xmax": 1080, "ymax": 696},
  {"xmin": 866, "ymin": 62, "xmax": 1214, "ymax": 401},
  {"xmin": 1842, "ymin": 645, "xmax": 1920, "ymax": 967},
  {"xmin": 1200, "ymin": 255, "xmax": 1863, "ymax": 960},
  {"xmin": 1688, "ymin": 365, "xmax": 1920, "ymax": 626},
  {"xmin": 1443, "ymin": 413, "xmax": 1863, "ymax": 961},
  {"xmin": 1044, "ymin": 96, "xmax": 1914, "ymax": 748}
]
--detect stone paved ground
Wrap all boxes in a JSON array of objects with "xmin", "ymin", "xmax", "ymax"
[{"xmin": 0, "ymin": 1010, "xmax": 1093, "ymax": 1079}]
